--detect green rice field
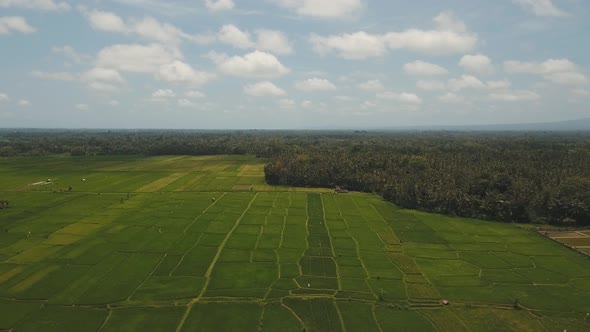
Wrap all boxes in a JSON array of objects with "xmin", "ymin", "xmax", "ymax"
[{"xmin": 0, "ymin": 155, "xmax": 589, "ymax": 331}]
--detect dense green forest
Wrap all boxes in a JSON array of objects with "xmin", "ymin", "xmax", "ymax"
[{"xmin": 1, "ymin": 129, "xmax": 589, "ymax": 226}]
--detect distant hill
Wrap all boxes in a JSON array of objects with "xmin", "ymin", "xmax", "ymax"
[{"xmin": 384, "ymin": 118, "xmax": 590, "ymax": 132}]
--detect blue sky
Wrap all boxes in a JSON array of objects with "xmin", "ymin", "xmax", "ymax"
[{"xmin": 0, "ymin": 0, "xmax": 588, "ymax": 129}]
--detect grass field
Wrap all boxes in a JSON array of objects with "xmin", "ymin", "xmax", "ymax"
[{"xmin": 1, "ymin": 155, "xmax": 590, "ymax": 331}]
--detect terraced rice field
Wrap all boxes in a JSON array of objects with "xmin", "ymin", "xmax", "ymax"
[{"xmin": 1, "ymin": 155, "xmax": 589, "ymax": 331}]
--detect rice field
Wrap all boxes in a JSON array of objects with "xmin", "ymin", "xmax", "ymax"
[{"xmin": 0, "ymin": 155, "xmax": 589, "ymax": 331}]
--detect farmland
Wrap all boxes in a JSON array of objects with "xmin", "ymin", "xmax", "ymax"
[{"xmin": 1, "ymin": 155, "xmax": 590, "ymax": 331}]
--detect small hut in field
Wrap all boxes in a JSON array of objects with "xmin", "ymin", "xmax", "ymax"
[{"xmin": 334, "ymin": 186, "xmax": 349, "ymax": 194}]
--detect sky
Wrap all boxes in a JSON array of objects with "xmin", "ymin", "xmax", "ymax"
[{"xmin": 0, "ymin": 0, "xmax": 589, "ymax": 129}]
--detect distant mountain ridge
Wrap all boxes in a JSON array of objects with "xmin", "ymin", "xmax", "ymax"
[{"xmin": 383, "ymin": 117, "xmax": 590, "ymax": 131}]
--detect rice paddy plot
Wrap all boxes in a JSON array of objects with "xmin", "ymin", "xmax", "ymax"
[{"xmin": 1, "ymin": 155, "xmax": 590, "ymax": 331}]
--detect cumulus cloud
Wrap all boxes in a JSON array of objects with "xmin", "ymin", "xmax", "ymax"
[
  {"xmin": 244, "ymin": 81, "xmax": 286, "ymax": 97},
  {"xmin": 209, "ymin": 50, "xmax": 290, "ymax": 79},
  {"xmin": 513, "ymin": 0, "xmax": 568, "ymax": 17},
  {"xmin": 448, "ymin": 75, "xmax": 485, "ymax": 91},
  {"xmin": 32, "ymin": 67, "xmax": 126, "ymax": 92},
  {"xmin": 216, "ymin": 25, "xmax": 293, "ymax": 55},
  {"xmin": 278, "ymin": 98, "xmax": 295, "ymax": 109},
  {"xmin": 18, "ymin": 99, "xmax": 31, "ymax": 107},
  {"xmin": 152, "ymin": 89, "xmax": 176, "ymax": 98},
  {"xmin": 459, "ymin": 54, "xmax": 494, "ymax": 75},
  {"xmin": 85, "ymin": 9, "xmax": 128, "ymax": 33},
  {"xmin": 0, "ymin": 0, "xmax": 70, "ymax": 11},
  {"xmin": 157, "ymin": 60, "xmax": 215, "ymax": 85},
  {"xmin": 309, "ymin": 32, "xmax": 386, "ymax": 60},
  {"xmin": 205, "ymin": 0, "xmax": 234, "ymax": 11},
  {"xmin": 357, "ymin": 80, "xmax": 384, "ymax": 91},
  {"xmin": 489, "ymin": 90, "xmax": 540, "ymax": 102},
  {"xmin": 416, "ymin": 80, "xmax": 445, "ymax": 91},
  {"xmin": 185, "ymin": 90, "xmax": 206, "ymax": 99},
  {"xmin": 439, "ymin": 92, "xmax": 465, "ymax": 103},
  {"xmin": 487, "ymin": 80, "xmax": 511, "ymax": 90},
  {"xmin": 0, "ymin": 16, "xmax": 35, "ymax": 34},
  {"xmin": 504, "ymin": 58, "xmax": 587, "ymax": 86},
  {"xmin": 0, "ymin": 93, "xmax": 9, "ymax": 103},
  {"xmin": 255, "ymin": 29, "xmax": 293, "ymax": 55},
  {"xmin": 31, "ymin": 70, "xmax": 77, "ymax": 81},
  {"xmin": 309, "ymin": 12, "xmax": 476, "ymax": 59},
  {"xmin": 82, "ymin": 67, "xmax": 126, "ymax": 92},
  {"xmin": 377, "ymin": 91, "xmax": 422, "ymax": 104},
  {"xmin": 404, "ymin": 60, "xmax": 448, "ymax": 76},
  {"xmin": 273, "ymin": 0, "xmax": 363, "ymax": 19},
  {"xmin": 384, "ymin": 12, "xmax": 477, "ymax": 55},
  {"xmin": 52, "ymin": 45, "xmax": 90, "ymax": 63},
  {"xmin": 177, "ymin": 99, "xmax": 195, "ymax": 107},
  {"xmin": 83, "ymin": 10, "xmax": 200, "ymax": 47},
  {"xmin": 295, "ymin": 78, "xmax": 337, "ymax": 91}
]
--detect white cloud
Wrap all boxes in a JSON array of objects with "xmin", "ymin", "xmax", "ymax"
[
  {"xmin": 255, "ymin": 29, "xmax": 293, "ymax": 55},
  {"xmin": 131, "ymin": 16, "xmax": 189, "ymax": 46},
  {"xmin": 489, "ymin": 90, "xmax": 540, "ymax": 102},
  {"xmin": 85, "ymin": 10, "xmax": 128, "ymax": 33},
  {"xmin": 278, "ymin": 98, "xmax": 295, "ymax": 109},
  {"xmin": 544, "ymin": 72, "xmax": 588, "ymax": 86},
  {"xmin": 504, "ymin": 58, "xmax": 587, "ymax": 86},
  {"xmin": 52, "ymin": 45, "xmax": 90, "ymax": 63},
  {"xmin": 309, "ymin": 32, "xmax": 386, "ymax": 60},
  {"xmin": 273, "ymin": 0, "xmax": 363, "ymax": 19},
  {"xmin": 309, "ymin": 12, "xmax": 476, "ymax": 59},
  {"xmin": 487, "ymin": 80, "xmax": 511, "ymax": 89},
  {"xmin": 416, "ymin": 80, "xmax": 445, "ymax": 91},
  {"xmin": 513, "ymin": 0, "xmax": 568, "ymax": 17},
  {"xmin": 205, "ymin": 0, "xmax": 234, "ymax": 11},
  {"xmin": 75, "ymin": 103, "xmax": 89, "ymax": 111},
  {"xmin": 18, "ymin": 99, "xmax": 31, "ymax": 107},
  {"xmin": 157, "ymin": 60, "xmax": 215, "ymax": 85},
  {"xmin": 152, "ymin": 89, "xmax": 176, "ymax": 98},
  {"xmin": 0, "ymin": 0, "xmax": 70, "ymax": 11},
  {"xmin": 0, "ymin": 16, "xmax": 35, "ymax": 34},
  {"xmin": 358, "ymin": 80, "xmax": 384, "ymax": 91},
  {"xmin": 448, "ymin": 75, "xmax": 485, "ymax": 91},
  {"xmin": 97, "ymin": 43, "xmax": 180, "ymax": 74},
  {"xmin": 82, "ymin": 68, "xmax": 124, "ymax": 84},
  {"xmin": 244, "ymin": 81, "xmax": 286, "ymax": 97},
  {"xmin": 109, "ymin": 100, "xmax": 119, "ymax": 106},
  {"xmin": 218, "ymin": 24, "xmax": 254, "ymax": 49},
  {"xmin": 504, "ymin": 58, "xmax": 576, "ymax": 74},
  {"xmin": 459, "ymin": 54, "xmax": 494, "ymax": 75},
  {"xmin": 384, "ymin": 12, "xmax": 477, "ymax": 55},
  {"xmin": 82, "ymin": 68, "xmax": 125, "ymax": 92},
  {"xmin": 295, "ymin": 78, "xmax": 337, "ymax": 91},
  {"xmin": 209, "ymin": 50, "xmax": 290, "ymax": 79},
  {"xmin": 377, "ymin": 91, "xmax": 422, "ymax": 104},
  {"xmin": 404, "ymin": 60, "xmax": 448, "ymax": 76},
  {"xmin": 185, "ymin": 90, "xmax": 206, "ymax": 99},
  {"xmin": 439, "ymin": 92, "xmax": 465, "ymax": 103},
  {"xmin": 177, "ymin": 99, "xmax": 195, "ymax": 107},
  {"xmin": 216, "ymin": 25, "xmax": 293, "ymax": 55},
  {"xmin": 83, "ymin": 10, "xmax": 197, "ymax": 46},
  {"xmin": 32, "ymin": 70, "xmax": 77, "ymax": 81},
  {"xmin": 0, "ymin": 93, "xmax": 9, "ymax": 103}
]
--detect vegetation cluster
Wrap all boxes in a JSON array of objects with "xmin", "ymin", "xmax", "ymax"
[{"xmin": 1, "ymin": 129, "xmax": 589, "ymax": 225}]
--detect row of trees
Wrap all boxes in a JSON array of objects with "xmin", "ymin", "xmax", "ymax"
[
  {"xmin": 1, "ymin": 129, "xmax": 589, "ymax": 225},
  {"xmin": 264, "ymin": 133, "xmax": 590, "ymax": 226}
]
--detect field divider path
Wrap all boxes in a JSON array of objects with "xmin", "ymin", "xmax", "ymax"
[
  {"xmin": 175, "ymin": 192, "xmax": 259, "ymax": 332},
  {"xmin": 320, "ymin": 194, "xmax": 342, "ymax": 290}
]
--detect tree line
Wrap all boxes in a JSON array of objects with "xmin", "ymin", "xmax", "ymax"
[{"xmin": 1, "ymin": 129, "xmax": 589, "ymax": 226}]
